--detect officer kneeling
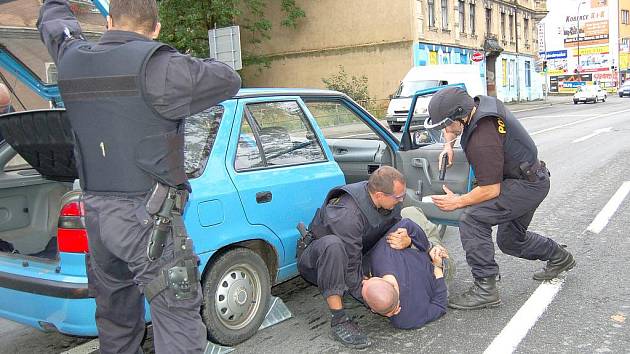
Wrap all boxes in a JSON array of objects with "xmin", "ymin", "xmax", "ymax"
[{"xmin": 424, "ymin": 87, "xmax": 576, "ymax": 310}]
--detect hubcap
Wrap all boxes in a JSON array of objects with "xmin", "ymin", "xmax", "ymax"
[{"xmin": 215, "ymin": 263, "xmax": 262, "ymax": 330}]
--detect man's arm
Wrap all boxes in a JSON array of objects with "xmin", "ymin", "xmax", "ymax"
[
  {"xmin": 36, "ymin": 0, "xmax": 85, "ymax": 64},
  {"xmin": 432, "ymin": 183, "xmax": 500, "ymax": 211},
  {"xmin": 146, "ymin": 51, "xmax": 242, "ymax": 120}
]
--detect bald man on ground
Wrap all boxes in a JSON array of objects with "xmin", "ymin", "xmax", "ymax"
[{"xmin": 363, "ymin": 219, "xmax": 448, "ymax": 329}]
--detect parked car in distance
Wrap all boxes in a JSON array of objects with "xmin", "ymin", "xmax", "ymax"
[
  {"xmin": 0, "ymin": 88, "xmax": 471, "ymax": 346},
  {"xmin": 573, "ymin": 85, "xmax": 607, "ymax": 104},
  {"xmin": 619, "ymin": 81, "xmax": 630, "ymax": 97}
]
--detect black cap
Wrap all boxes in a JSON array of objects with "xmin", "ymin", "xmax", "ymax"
[{"xmin": 425, "ymin": 87, "xmax": 475, "ymax": 130}]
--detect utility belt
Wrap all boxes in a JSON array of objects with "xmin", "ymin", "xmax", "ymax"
[
  {"xmin": 143, "ymin": 182, "xmax": 198, "ymax": 303},
  {"xmin": 518, "ymin": 160, "xmax": 550, "ymax": 182}
]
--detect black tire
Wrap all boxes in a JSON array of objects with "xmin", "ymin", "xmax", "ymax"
[
  {"xmin": 573, "ymin": 101, "xmax": 578, "ymax": 104},
  {"xmin": 603, "ymin": 95, "xmax": 606, "ymax": 102},
  {"xmin": 201, "ymin": 248, "xmax": 271, "ymax": 346},
  {"xmin": 389, "ymin": 124, "xmax": 402, "ymax": 132}
]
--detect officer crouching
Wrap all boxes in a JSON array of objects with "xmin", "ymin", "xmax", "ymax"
[
  {"xmin": 424, "ymin": 87, "xmax": 576, "ymax": 310},
  {"xmin": 37, "ymin": 0, "xmax": 241, "ymax": 353}
]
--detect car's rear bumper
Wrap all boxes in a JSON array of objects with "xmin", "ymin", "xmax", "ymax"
[
  {"xmin": 0, "ymin": 270, "xmax": 89, "ymax": 298},
  {"xmin": 386, "ymin": 114, "xmax": 429, "ymax": 124},
  {"xmin": 0, "ymin": 278, "xmax": 97, "ymax": 336}
]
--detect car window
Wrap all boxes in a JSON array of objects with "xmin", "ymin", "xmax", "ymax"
[
  {"xmin": 304, "ymin": 100, "xmax": 384, "ymax": 140},
  {"xmin": 3, "ymin": 154, "xmax": 31, "ymax": 172},
  {"xmin": 234, "ymin": 101, "xmax": 326, "ymax": 171},
  {"xmin": 184, "ymin": 105, "xmax": 225, "ymax": 178}
]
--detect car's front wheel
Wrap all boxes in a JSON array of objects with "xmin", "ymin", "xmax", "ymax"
[
  {"xmin": 389, "ymin": 124, "xmax": 402, "ymax": 133},
  {"xmin": 202, "ymin": 247, "xmax": 271, "ymax": 346},
  {"xmin": 573, "ymin": 100, "xmax": 578, "ymax": 104}
]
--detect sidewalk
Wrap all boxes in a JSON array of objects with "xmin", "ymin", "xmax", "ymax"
[{"xmin": 504, "ymin": 95, "xmax": 570, "ymax": 113}]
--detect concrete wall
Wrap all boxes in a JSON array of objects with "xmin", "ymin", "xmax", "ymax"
[{"xmin": 240, "ymin": 0, "xmax": 416, "ymax": 101}]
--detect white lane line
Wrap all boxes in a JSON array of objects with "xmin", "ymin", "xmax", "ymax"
[
  {"xmin": 518, "ymin": 114, "xmax": 590, "ymax": 121},
  {"xmin": 483, "ymin": 278, "xmax": 565, "ymax": 354},
  {"xmin": 587, "ymin": 181, "xmax": 630, "ymax": 234},
  {"xmin": 61, "ymin": 338, "xmax": 99, "ymax": 354},
  {"xmin": 530, "ymin": 108, "xmax": 630, "ymax": 136},
  {"xmin": 572, "ymin": 127, "xmax": 612, "ymax": 143}
]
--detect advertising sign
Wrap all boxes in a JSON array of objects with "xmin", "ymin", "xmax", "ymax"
[
  {"xmin": 572, "ymin": 45, "xmax": 610, "ymax": 72},
  {"xmin": 539, "ymin": 50, "xmax": 568, "ymax": 59},
  {"xmin": 554, "ymin": 73, "xmax": 593, "ymax": 93},
  {"xmin": 563, "ymin": 0, "xmax": 609, "ymax": 48}
]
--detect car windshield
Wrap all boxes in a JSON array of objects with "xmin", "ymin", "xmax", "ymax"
[{"xmin": 397, "ymin": 80, "xmax": 441, "ymax": 97}]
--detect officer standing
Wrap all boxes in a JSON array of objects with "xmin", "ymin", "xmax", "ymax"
[
  {"xmin": 297, "ymin": 166, "xmax": 411, "ymax": 349},
  {"xmin": 37, "ymin": 1, "xmax": 241, "ymax": 353},
  {"xmin": 424, "ymin": 87, "xmax": 575, "ymax": 310}
]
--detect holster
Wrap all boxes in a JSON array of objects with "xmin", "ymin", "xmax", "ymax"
[
  {"xmin": 519, "ymin": 160, "xmax": 549, "ymax": 182},
  {"xmin": 145, "ymin": 182, "xmax": 189, "ymax": 261},
  {"xmin": 296, "ymin": 222, "xmax": 314, "ymax": 260}
]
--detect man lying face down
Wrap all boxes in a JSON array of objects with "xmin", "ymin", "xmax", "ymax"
[{"xmin": 362, "ymin": 219, "xmax": 448, "ymax": 329}]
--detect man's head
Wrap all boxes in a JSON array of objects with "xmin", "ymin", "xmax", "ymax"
[
  {"xmin": 0, "ymin": 83, "xmax": 11, "ymax": 114},
  {"xmin": 367, "ymin": 166, "xmax": 406, "ymax": 210},
  {"xmin": 107, "ymin": 0, "xmax": 161, "ymax": 38},
  {"xmin": 362, "ymin": 277, "xmax": 400, "ymax": 317},
  {"xmin": 425, "ymin": 87, "xmax": 476, "ymax": 136}
]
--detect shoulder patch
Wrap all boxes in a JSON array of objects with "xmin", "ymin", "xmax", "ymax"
[{"xmin": 496, "ymin": 118, "xmax": 506, "ymax": 134}]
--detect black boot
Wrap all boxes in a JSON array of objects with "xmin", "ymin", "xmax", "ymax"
[
  {"xmin": 330, "ymin": 316, "xmax": 371, "ymax": 349},
  {"xmin": 533, "ymin": 245, "xmax": 576, "ymax": 281},
  {"xmin": 448, "ymin": 277, "xmax": 501, "ymax": 310}
]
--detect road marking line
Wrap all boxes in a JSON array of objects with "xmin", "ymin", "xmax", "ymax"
[
  {"xmin": 530, "ymin": 108, "xmax": 630, "ymax": 136},
  {"xmin": 483, "ymin": 278, "xmax": 565, "ymax": 354},
  {"xmin": 572, "ymin": 127, "xmax": 612, "ymax": 143},
  {"xmin": 587, "ymin": 181, "xmax": 630, "ymax": 234}
]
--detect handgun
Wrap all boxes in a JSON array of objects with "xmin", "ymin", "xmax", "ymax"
[{"xmin": 439, "ymin": 153, "xmax": 448, "ymax": 181}]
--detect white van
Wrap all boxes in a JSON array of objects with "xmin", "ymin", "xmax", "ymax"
[{"xmin": 386, "ymin": 64, "xmax": 486, "ymax": 132}]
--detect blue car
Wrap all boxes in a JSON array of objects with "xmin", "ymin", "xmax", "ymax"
[{"xmin": 0, "ymin": 88, "xmax": 470, "ymax": 345}]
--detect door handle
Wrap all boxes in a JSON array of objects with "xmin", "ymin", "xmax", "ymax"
[
  {"xmin": 256, "ymin": 191, "xmax": 272, "ymax": 203},
  {"xmin": 411, "ymin": 158, "xmax": 432, "ymax": 185},
  {"xmin": 336, "ymin": 148, "xmax": 348, "ymax": 155}
]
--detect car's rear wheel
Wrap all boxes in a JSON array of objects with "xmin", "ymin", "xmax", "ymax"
[
  {"xmin": 573, "ymin": 100, "xmax": 578, "ymax": 104},
  {"xmin": 202, "ymin": 247, "xmax": 271, "ymax": 346}
]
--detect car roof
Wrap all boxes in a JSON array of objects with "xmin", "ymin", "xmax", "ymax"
[{"xmin": 233, "ymin": 88, "xmax": 346, "ymax": 99}]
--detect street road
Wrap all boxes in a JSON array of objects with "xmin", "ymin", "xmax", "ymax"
[{"xmin": 2, "ymin": 96, "xmax": 629, "ymax": 353}]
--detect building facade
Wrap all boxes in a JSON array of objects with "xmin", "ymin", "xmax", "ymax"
[
  {"xmin": 541, "ymin": 0, "xmax": 628, "ymax": 93},
  {"xmin": 241, "ymin": 0, "xmax": 548, "ymax": 103}
]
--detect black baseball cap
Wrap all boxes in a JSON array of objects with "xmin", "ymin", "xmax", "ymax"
[{"xmin": 424, "ymin": 87, "xmax": 475, "ymax": 130}]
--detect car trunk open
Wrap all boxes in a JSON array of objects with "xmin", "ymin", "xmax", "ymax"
[{"xmin": 0, "ymin": 110, "xmax": 78, "ymax": 260}]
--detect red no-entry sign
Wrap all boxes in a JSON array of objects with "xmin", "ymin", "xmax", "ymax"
[{"xmin": 471, "ymin": 51, "xmax": 484, "ymax": 62}]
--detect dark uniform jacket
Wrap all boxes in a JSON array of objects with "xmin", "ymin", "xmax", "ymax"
[
  {"xmin": 309, "ymin": 181, "xmax": 401, "ymax": 300},
  {"xmin": 37, "ymin": 0, "xmax": 241, "ymax": 193}
]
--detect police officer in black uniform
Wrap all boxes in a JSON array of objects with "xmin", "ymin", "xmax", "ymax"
[
  {"xmin": 37, "ymin": 1, "xmax": 241, "ymax": 353},
  {"xmin": 424, "ymin": 87, "xmax": 575, "ymax": 310},
  {"xmin": 298, "ymin": 166, "xmax": 417, "ymax": 349}
]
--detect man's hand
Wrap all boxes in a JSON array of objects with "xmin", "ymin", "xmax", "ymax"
[
  {"xmin": 429, "ymin": 245, "xmax": 448, "ymax": 265},
  {"xmin": 431, "ymin": 185, "xmax": 461, "ymax": 211},
  {"xmin": 386, "ymin": 228, "xmax": 411, "ymax": 249},
  {"xmin": 439, "ymin": 149, "xmax": 454, "ymax": 169}
]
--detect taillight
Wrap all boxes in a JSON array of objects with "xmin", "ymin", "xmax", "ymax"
[{"xmin": 57, "ymin": 200, "xmax": 89, "ymax": 253}]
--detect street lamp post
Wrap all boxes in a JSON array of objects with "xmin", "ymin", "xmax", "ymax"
[{"xmin": 576, "ymin": 1, "xmax": 585, "ymax": 74}]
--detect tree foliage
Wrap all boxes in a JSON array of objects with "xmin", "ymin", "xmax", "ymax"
[
  {"xmin": 322, "ymin": 65, "xmax": 371, "ymax": 104},
  {"xmin": 157, "ymin": 0, "xmax": 305, "ymax": 68}
]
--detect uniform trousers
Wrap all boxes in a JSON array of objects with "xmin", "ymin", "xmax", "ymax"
[
  {"xmin": 459, "ymin": 175, "xmax": 559, "ymax": 279},
  {"xmin": 83, "ymin": 193, "xmax": 206, "ymax": 354}
]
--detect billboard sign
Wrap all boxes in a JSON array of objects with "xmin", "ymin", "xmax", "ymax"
[{"xmin": 563, "ymin": 0, "xmax": 609, "ymax": 48}]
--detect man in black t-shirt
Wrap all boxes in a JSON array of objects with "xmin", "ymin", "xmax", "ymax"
[{"xmin": 423, "ymin": 87, "xmax": 575, "ymax": 310}]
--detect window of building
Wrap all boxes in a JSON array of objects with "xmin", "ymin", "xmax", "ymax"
[
  {"xmin": 510, "ymin": 59, "xmax": 516, "ymax": 87},
  {"xmin": 622, "ymin": 10, "xmax": 629, "ymax": 24},
  {"xmin": 441, "ymin": 0, "xmax": 449, "ymax": 29},
  {"xmin": 486, "ymin": 7, "xmax": 492, "ymax": 34},
  {"xmin": 459, "ymin": 0, "xmax": 465, "ymax": 33},
  {"xmin": 525, "ymin": 61, "xmax": 531, "ymax": 87},
  {"xmin": 502, "ymin": 58, "xmax": 507, "ymax": 86},
  {"xmin": 501, "ymin": 12, "xmax": 506, "ymax": 39},
  {"xmin": 524, "ymin": 18, "xmax": 529, "ymax": 43},
  {"xmin": 469, "ymin": 2, "xmax": 476, "ymax": 34},
  {"xmin": 509, "ymin": 14, "xmax": 514, "ymax": 42},
  {"xmin": 428, "ymin": 0, "xmax": 436, "ymax": 28}
]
